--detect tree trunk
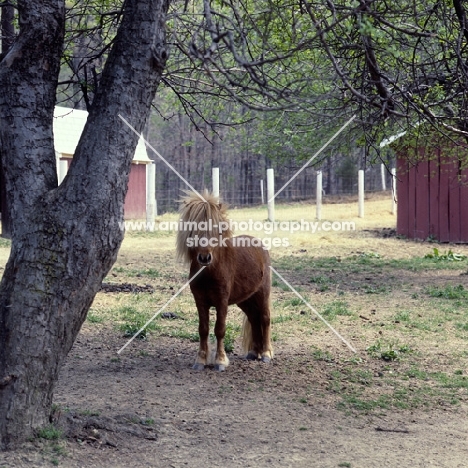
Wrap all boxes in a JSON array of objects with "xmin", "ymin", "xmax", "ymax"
[
  {"xmin": 0, "ymin": 0, "xmax": 170, "ymax": 449},
  {"xmin": 0, "ymin": 4, "xmax": 15, "ymax": 239}
]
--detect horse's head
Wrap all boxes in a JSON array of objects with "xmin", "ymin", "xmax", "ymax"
[
  {"xmin": 194, "ymin": 237, "xmax": 213, "ymax": 266},
  {"xmin": 176, "ymin": 190, "xmax": 233, "ymax": 266}
]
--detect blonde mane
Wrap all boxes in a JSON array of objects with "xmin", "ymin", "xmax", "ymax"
[{"xmin": 176, "ymin": 190, "xmax": 233, "ymax": 264}]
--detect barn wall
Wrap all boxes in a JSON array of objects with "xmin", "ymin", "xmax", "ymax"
[
  {"xmin": 60, "ymin": 158, "xmax": 147, "ymax": 220},
  {"xmin": 124, "ymin": 163, "xmax": 147, "ymax": 219},
  {"xmin": 396, "ymin": 147, "xmax": 468, "ymax": 243}
]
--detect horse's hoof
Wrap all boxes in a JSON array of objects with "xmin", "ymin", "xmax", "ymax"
[
  {"xmin": 261, "ymin": 356, "xmax": 271, "ymax": 364},
  {"xmin": 246, "ymin": 352, "xmax": 258, "ymax": 361},
  {"xmin": 192, "ymin": 363, "xmax": 205, "ymax": 371},
  {"xmin": 214, "ymin": 364, "xmax": 226, "ymax": 372}
]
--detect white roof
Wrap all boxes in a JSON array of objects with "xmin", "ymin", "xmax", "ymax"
[
  {"xmin": 53, "ymin": 106, "xmax": 151, "ymax": 163},
  {"xmin": 379, "ymin": 130, "xmax": 407, "ymax": 148},
  {"xmin": 379, "ymin": 121, "xmax": 423, "ymax": 148}
]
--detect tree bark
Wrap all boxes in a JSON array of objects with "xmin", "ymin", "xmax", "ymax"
[
  {"xmin": 0, "ymin": 0, "xmax": 170, "ymax": 449},
  {"xmin": 0, "ymin": 3, "xmax": 16, "ymax": 238}
]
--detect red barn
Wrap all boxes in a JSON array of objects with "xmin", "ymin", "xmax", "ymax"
[
  {"xmin": 383, "ymin": 131, "xmax": 468, "ymax": 242},
  {"xmin": 54, "ymin": 106, "xmax": 152, "ymax": 219}
]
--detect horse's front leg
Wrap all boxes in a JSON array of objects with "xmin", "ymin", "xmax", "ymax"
[
  {"xmin": 214, "ymin": 303, "xmax": 230, "ymax": 372},
  {"xmin": 193, "ymin": 303, "xmax": 210, "ymax": 371}
]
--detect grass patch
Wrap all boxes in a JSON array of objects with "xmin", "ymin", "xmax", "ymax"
[
  {"xmin": 112, "ymin": 266, "xmax": 162, "ymax": 278},
  {"xmin": 321, "ymin": 300, "xmax": 353, "ymax": 319},
  {"xmin": 287, "ymin": 297, "xmax": 303, "ymax": 307},
  {"xmin": 272, "ymin": 277, "xmax": 291, "ymax": 291},
  {"xmin": 118, "ymin": 305, "xmax": 160, "ymax": 339},
  {"xmin": 425, "ymin": 284, "xmax": 468, "ymax": 300},
  {"xmin": 366, "ymin": 339, "xmax": 412, "ymax": 361},
  {"xmin": 274, "ymin": 251, "xmax": 468, "ymax": 277},
  {"xmin": 0, "ymin": 238, "xmax": 11, "ymax": 248},
  {"xmin": 311, "ymin": 347, "xmax": 334, "ymax": 362},
  {"xmin": 222, "ymin": 323, "xmax": 241, "ymax": 353},
  {"xmin": 272, "ymin": 313, "xmax": 295, "ymax": 324},
  {"xmin": 332, "ymin": 361, "xmax": 466, "ymax": 413},
  {"xmin": 36, "ymin": 425, "xmax": 63, "ymax": 441},
  {"xmin": 309, "ymin": 274, "xmax": 335, "ymax": 292},
  {"xmin": 86, "ymin": 310, "xmax": 104, "ymax": 324}
]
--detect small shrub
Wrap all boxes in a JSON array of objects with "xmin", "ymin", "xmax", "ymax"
[
  {"xmin": 36, "ymin": 425, "xmax": 62, "ymax": 441},
  {"xmin": 424, "ymin": 248, "xmax": 466, "ymax": 262}
]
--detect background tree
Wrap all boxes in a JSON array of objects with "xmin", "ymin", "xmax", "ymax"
[{"xmin": 300, "ymin": 0, "xmax": 468, "ymax": 152}]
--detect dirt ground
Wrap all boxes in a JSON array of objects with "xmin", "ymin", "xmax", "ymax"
[
  {"xmin": 1, "ymin": 195, "xmax": 468, "ymax": 467},
  {"xmin": 2, "ymin": 335, "xmax": 467, "ymax": 468}
]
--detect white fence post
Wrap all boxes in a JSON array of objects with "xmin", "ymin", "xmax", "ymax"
[
  {"xmin": 260, "ymin": 179, "xmax": 264, "ymax": 204},
  {"xmin": 358, "ymin": 169, "xmax": 364, "ymax": 218},
  {"xmin": 391, "ymin": 167, "xmax": 397, "ymax": 215},
  {"xmin": 212, "ymin": 167, "xmax": 219, "ymax": 198},
  {"xmin": 58, "ymin": 159, "xmax": 68, "ymax": 185},
  {"xmin": 146, "ymin": 163, "xmax": 156, "ymax": 228},
  {"xmin": 267, "ymin": 168, "xmax": 275, "ymax": 222},
  {"xmin": 316, "ymin": 171, "xmax": 322, "ymax": 220},
  {"xmin": 381, "ymin": 163, "xmax": 387, "ymax": 191}
]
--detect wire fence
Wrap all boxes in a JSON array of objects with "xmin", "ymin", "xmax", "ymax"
[{"xmin": 155, "ymin": 164, "xmax": 395, "ymax": 214}]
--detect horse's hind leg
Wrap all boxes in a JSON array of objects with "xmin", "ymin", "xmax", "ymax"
[
  {"xmin": 260, "ymin": 300, "xmax": 273, "ymax": 363},
  {"xmin": 193, "ymin": 304, "xmax": 210, "ymax": 371},
  {"xmin": 238, "ymin": 296, "xmax": 264, "ymax": 360},
  {"xmin": 238, "ymin": 291, "xmax": 273, "ymax": 362}
]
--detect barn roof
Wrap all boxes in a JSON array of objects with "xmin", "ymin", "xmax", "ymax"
[
  {"xmin": 379, "ymin": 130, "xmax": 407, "ymax": 148},
  {"xmin": 379, "ymin": 122, "xmax": 424, "ymax": 148},
  {"xmin": 53, "ymin": 106, "xmax": 151, "ymax": 163}
]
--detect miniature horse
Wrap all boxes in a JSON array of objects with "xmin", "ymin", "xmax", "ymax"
[{"xmin": 176, "ymin": 191, "xmax": 273, "ymax": 371}]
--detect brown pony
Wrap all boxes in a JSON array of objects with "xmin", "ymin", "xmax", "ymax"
[{"xmin": 176, "ymin": 190, "xmax": 273, "ymax": 371}]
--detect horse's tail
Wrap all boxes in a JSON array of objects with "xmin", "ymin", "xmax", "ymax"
[
  {"xmin": 263, "ymin": 295, "xmax": 274, "ymax": 359},
  {"xmin": 241, "ymin": 315, "xmax": 253, "ymax": 355}
]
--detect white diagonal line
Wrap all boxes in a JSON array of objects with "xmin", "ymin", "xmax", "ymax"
[
  {"xmin": 269, "ymin": 115, "xmax": 357, "ymax": 203},
  {"xmin": 118, "ymin": 114, "xmax": 207, "ymax": 202},
  {"xmin": 269, "ymin": 265, "xmax": 357, "ymax": 353},
  {"xmin": 117, "ymin": 266, "xmax": 206, "ymax": 354}
]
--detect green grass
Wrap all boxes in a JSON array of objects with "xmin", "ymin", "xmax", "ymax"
[
  {"xmin": 311, "ymin": 347, "xmax": 334, "ymax": 362},
  {"xmin": 321, "ymin": 300, "xmax": 353, "ymax": 319},
  {"xmin": 120, "ymin": 304, "xmax": 240, "ymax": 353},
  {"xmin": 111, "ymin": 266, "xmax": 162, "ymax": 278},
  {"xmin": 309, "ymin": 274, "xmax": 335, "ymax": 292},
  {"xmin": 118, "ymin": 305, "xmax": 160, "ymax": 339},
  {"xmin": 0, "ymin": 238, "xmax": 11, "ymax": 248},
  {"xmin": 124, "ymin": 229, "xmax": 176, "ymax": 239},
  {"xmin": 274, "ymin": 250, "xmax": 468, "ymax": 276},
  {"xmin": 36, "ymin": 425, "xmax": 63, "ymax": 441},
  {"xmin": 287, "ymin": 297, "xmax": 303, "ymax": 307},
  {"xmin": 86, "ymin": 310, "xmax": 104, "ymax": 324},
  {"xmin": 366, "ymin": 339, "xmax": 412, "ymax": 361},
  {"xmin": 272, "ymin": 277, "xmax": 291, "ymax": 291},
  {"xmin": 272, "ymin": 313, "xmax": 295, "ymax": 324},
  {"xmin": 425, "ymin": 284, "xmax": 468, "ymax": 300},
  {"xmin": 222, "ymin": 323, "xmax": 241, "ymax": 353},
  {"xmin": 331, "ymin": 360, "xmax": 467, "ymax": 413}
]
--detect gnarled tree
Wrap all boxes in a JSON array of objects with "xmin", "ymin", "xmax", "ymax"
[{"xmin": 0, "ymin": 0, "xmax": 169, "ymax": 449}]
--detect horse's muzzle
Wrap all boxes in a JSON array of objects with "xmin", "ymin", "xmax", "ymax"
[{"xmin": 197, "ymin": 253, "xmax": 212, "ymax": 266}]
